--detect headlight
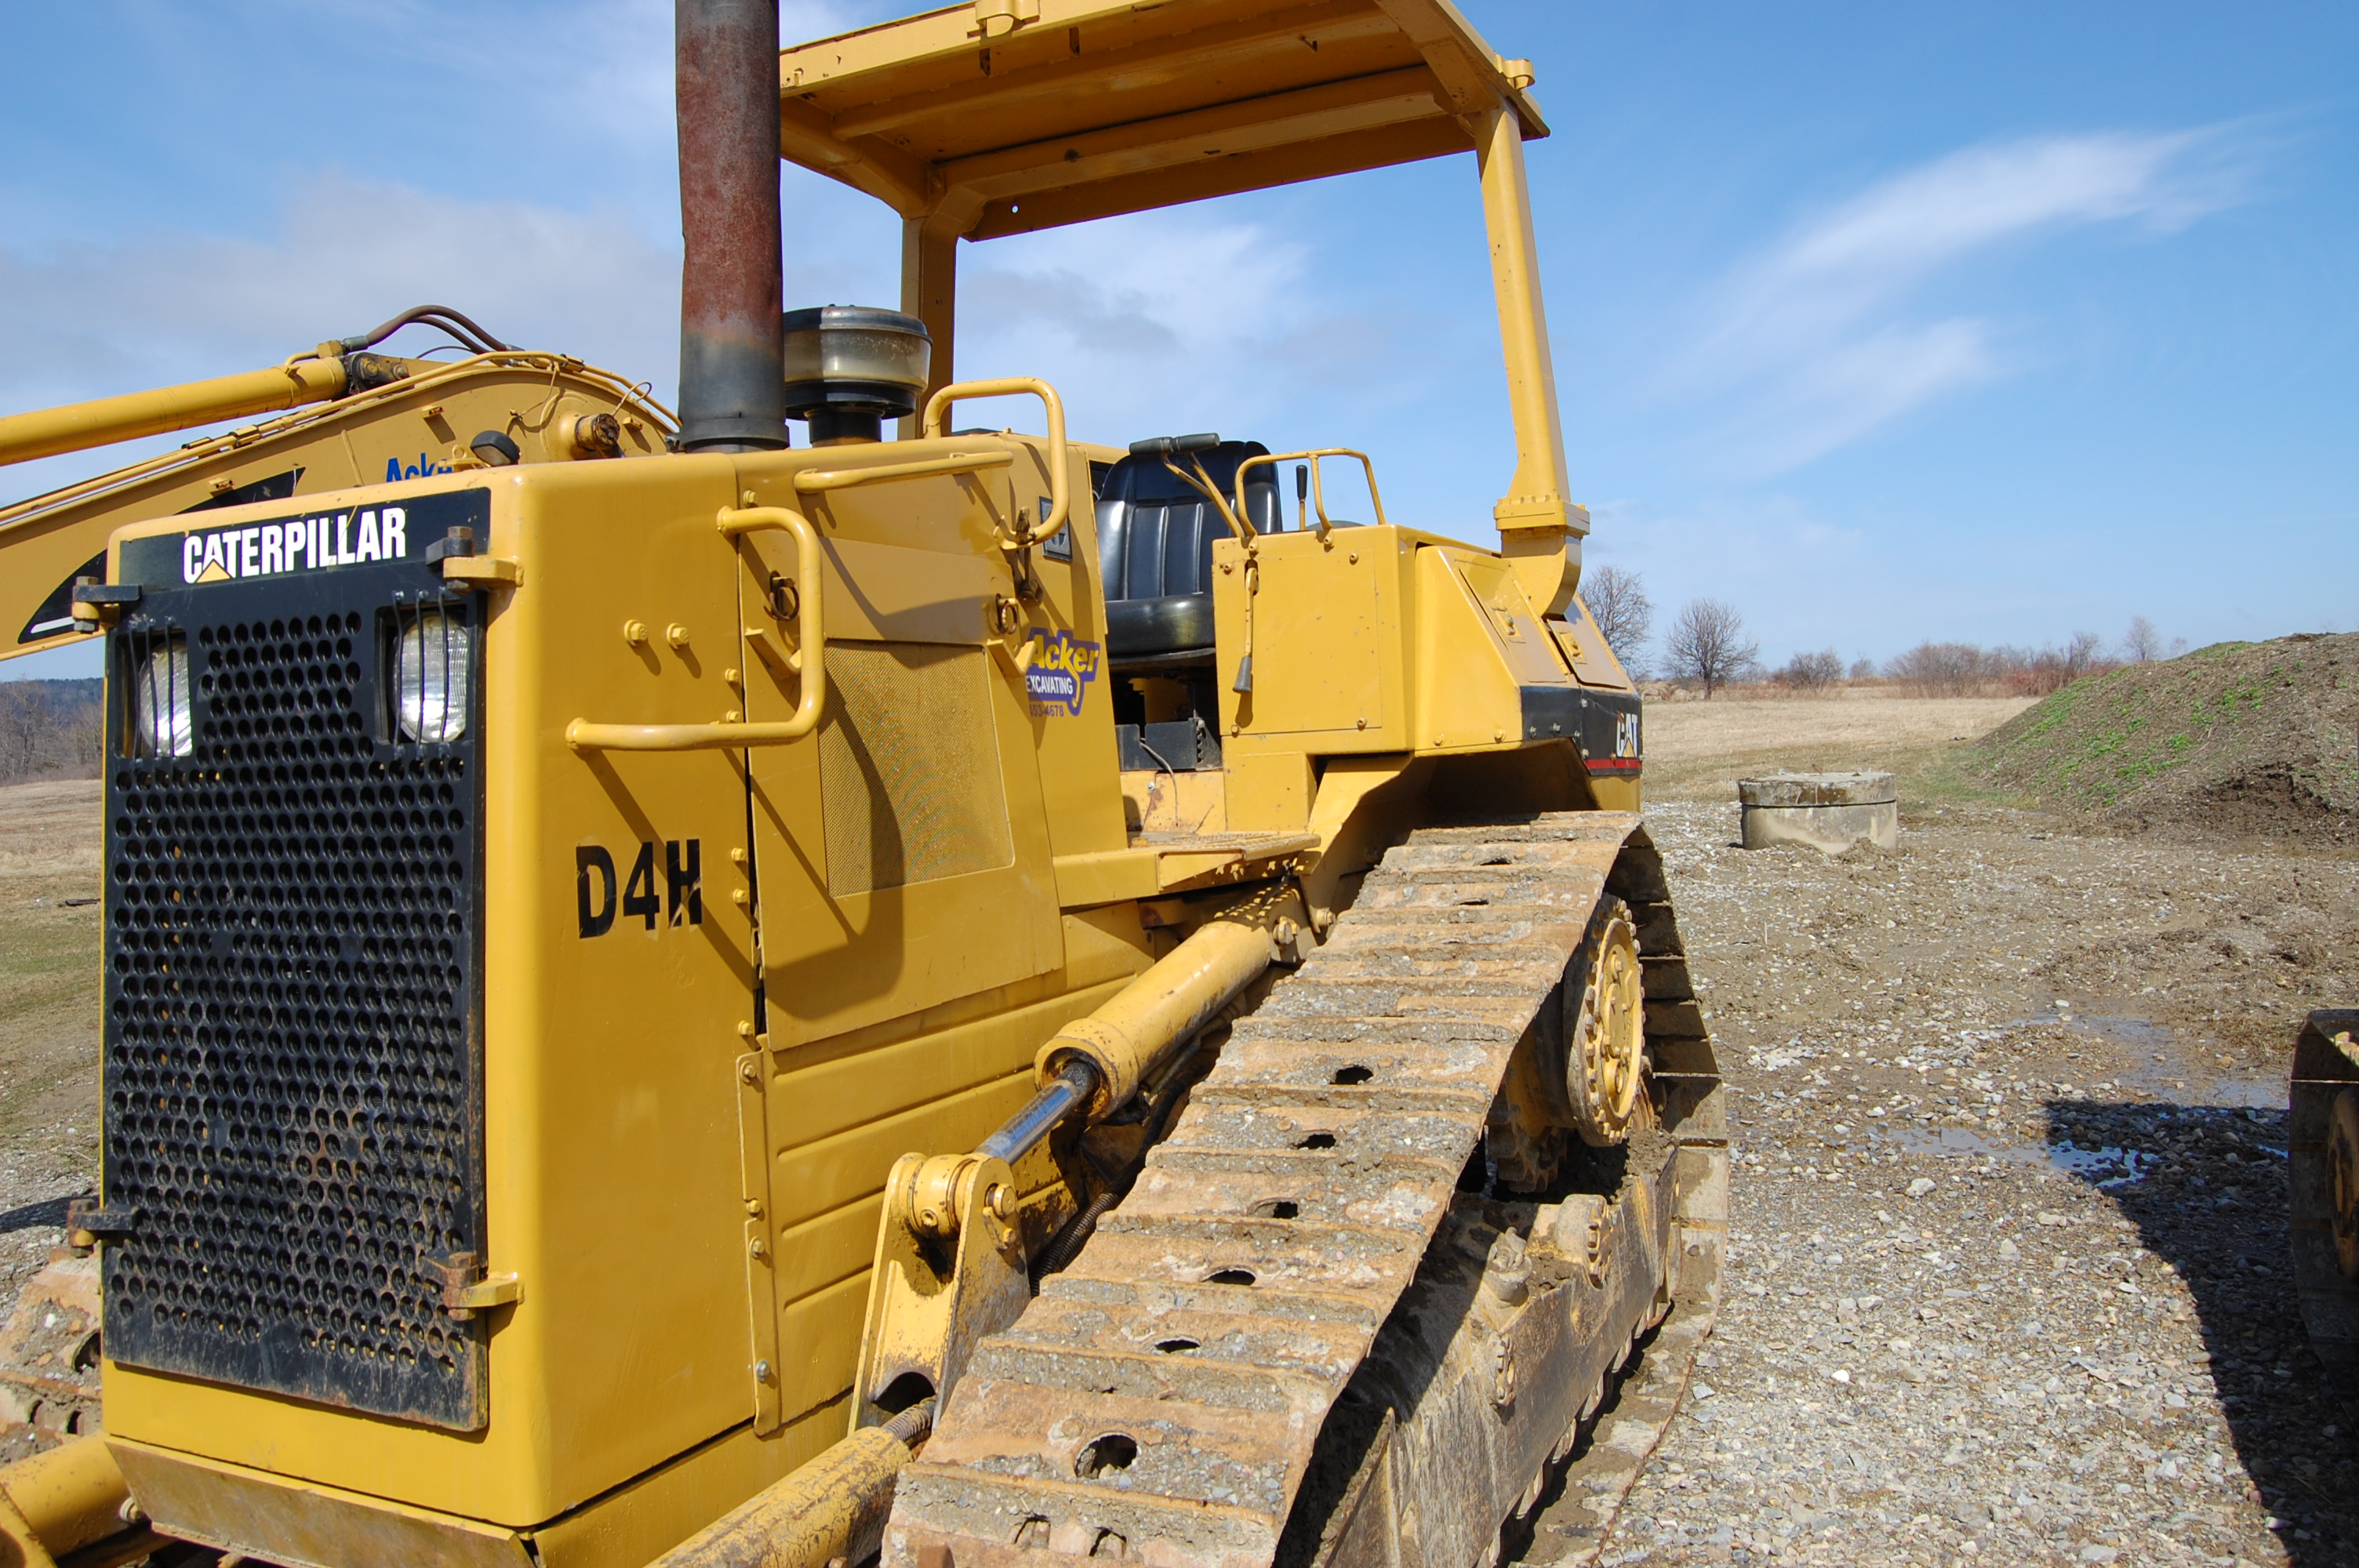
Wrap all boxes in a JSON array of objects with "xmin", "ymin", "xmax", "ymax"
[
  {"xmin": 394, "ymin": 609, "xmax": 470, "ymax": 742},
  {"xmin": 132, "ymin": 637, "xmax": 192, "ymax": 758}
]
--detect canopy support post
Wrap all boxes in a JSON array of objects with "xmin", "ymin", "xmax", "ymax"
[
  {"xmin": 898, "ymin": 210, "xmax": 967, "ymax": 437},
  {"xmin": 1472, "ymin": 95, "xmax": 1583, "ymax": 616}
]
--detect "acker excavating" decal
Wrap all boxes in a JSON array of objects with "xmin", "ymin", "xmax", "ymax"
[{"xmin": 1024, "ymin": 626, "xmax": 1100, "ymax": 717}]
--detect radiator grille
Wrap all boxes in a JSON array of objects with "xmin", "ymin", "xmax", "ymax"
[
  {"xmin": 818, "ymin": 641, "xmax": 1011, "ymax": 897},
  {"xmin": 103, "ymin": 576, "xmax": 485, "ymax": 1430}
]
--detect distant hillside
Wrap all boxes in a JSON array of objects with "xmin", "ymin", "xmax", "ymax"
[
  {"xmin": 0, "ymin": 678, "xmax": 102, "ymax": 784},
  {"xmin": 1973, "ymin": 633, "xmax": 2359, "ymax": 841}
]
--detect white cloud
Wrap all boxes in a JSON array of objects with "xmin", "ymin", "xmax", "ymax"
[
  {"xmin": 1775, "ymin": 129, "xmax": 2229, "ymax": 281},
  {"xmin": 940, "ymin": 209, "xmax": 1452, "ymax": 461},
  {"xmin": 1666, "ymin": 127, "xmax": 2253, "ymax": 474},
  {"xmin": 0, "ymin": 172, "xmax": 682, "ymax": 410},
  {"xmin": 956, "ymin": 214, "xmax": 1317, "ymax": 442}
]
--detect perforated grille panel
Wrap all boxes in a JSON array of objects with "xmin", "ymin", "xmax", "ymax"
[
  {"xmin": 101, "ymin": 547, "xmax": 486, "ymax": 1430},
  {"xmin": 818, "ymin": 641, "xmax": 1011, "ymax": 897}
]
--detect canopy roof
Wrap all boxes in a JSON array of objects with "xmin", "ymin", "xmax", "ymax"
[{"xmin": 775, "ymin": 0, "xmax": 1548, "ymax": 239}]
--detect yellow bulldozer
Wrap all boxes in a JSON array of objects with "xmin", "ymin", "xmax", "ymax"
[{"xmin": 0, "ymin": 4, "xmax": 1725, "ymax": 1566}]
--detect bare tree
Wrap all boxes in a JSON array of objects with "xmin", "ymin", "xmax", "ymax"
[
  {"xmin": 1885, "ymin": 641, "xmax": 1987, "ymax": 698},
  {"xmin": 1848, "ymin": 657, "xmax": 1877, "ymax": 681},
  {"xmin": 1866, "ymin": 636, "xmax": 2122, "ymax": 698},
  {"xmin": 1663, "ymin": 599, "xmax": 1758, "ymax": 699},
  {"xmin": 1580, "ymin": 565, "xmax": 1652, "ymax": 676},
  {"xmin": 2122, "ymin": 616, "xmax": 2163, "ymax": 664},
  {"xmin": 2008, "ymin": 632, "xmax": 2118, "ymax": 695},
  {"xmin": 0, "ymin": 681, "xmax": 102, "ymax": 785},
  {"xmin": 1775, "ymin": 649, "xmax": 1843, "ymax": 694}
]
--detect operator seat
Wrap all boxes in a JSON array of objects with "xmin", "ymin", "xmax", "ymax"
[{"xmin": 1096, "ymin": 437, "xmax": 1281, "ymax": 662}]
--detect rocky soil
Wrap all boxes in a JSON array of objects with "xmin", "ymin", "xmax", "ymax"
[
  {"xmin": 1605, "ymin": 790, "xmax": 2359, "ymax": 1566},
  {"xmin": 1977, "ymin": 633, "xmax": 2359, "ymax": 841}
]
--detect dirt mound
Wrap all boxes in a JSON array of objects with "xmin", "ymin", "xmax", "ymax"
[{"xmin": 1975, "ymin": 632, "xmax": 2359, "ymax": 840}]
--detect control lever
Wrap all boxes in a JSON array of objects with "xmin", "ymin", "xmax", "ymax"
[{"xmin": 1126, "ymin": 431, "xmax": 1219, "ymax": 458}]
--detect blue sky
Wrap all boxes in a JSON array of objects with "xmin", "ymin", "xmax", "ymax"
[{"xmin": 4, "ymin": 1, "xmax": 2353, "ymax": 680}]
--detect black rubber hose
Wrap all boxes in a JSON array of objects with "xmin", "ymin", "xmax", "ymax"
[{"xmin": 338, "ymin": 305, "xmax": 511, "ymax": 356}]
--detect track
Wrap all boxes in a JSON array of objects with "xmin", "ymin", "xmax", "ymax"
[{"xmin": 887, "ymin": 812, "xmax": 1726, "ymax": 1568}]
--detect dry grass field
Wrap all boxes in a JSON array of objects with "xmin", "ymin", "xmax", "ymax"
[
  {"xmin": 0, "ymin": 779, "xmax": 103, "ymax": 1305},
  {"xmin": 1641, "ymin": 692, "xmax": 2036, "ymax": 802}
]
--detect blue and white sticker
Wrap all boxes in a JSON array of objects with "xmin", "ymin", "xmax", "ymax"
[{"xmin": 1025, "ymin": 628, "xmax": 1100, "ymax": 717}]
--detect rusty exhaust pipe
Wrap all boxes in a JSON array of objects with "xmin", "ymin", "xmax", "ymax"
[{"xmin": 676, "ymin": 0, "xmax": 787, "ymax": 452}]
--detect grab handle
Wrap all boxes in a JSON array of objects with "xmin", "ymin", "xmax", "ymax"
[
  {"xmin": 920, "ymin": 377, "xmax": 1069, "ymax": 550},
  {"xmin": 563, "ymin": 506, "xmax": 827, "ymax": 752}
]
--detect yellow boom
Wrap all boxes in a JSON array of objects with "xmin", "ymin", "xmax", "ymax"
[{"xmin": 0, "ymin": 356, "xmax": 351, "ymax": 469}]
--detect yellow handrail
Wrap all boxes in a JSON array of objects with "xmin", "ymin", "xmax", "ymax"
[
  {"xmin": 564, "ymin": 506, "xmax": 827, "ymax": 752},
  {"xmin": 918, "ymin": 377, "xmax": 1068, "ymax": 550},
  {"xmin": 792, "ymin": 449, "xmax": 1012, "ymax": 493},
  {"xmin": 1233, "ymin": 448, "xmax": 1389, "ymax": 544}
]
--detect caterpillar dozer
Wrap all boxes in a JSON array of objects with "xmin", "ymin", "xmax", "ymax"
[{"xmin": 0, "ymin": 4, "xmax": 1726, "ymax": 1567}]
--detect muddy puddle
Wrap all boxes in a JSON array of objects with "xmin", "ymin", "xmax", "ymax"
[
  {"xmin": 2028, "ymin": 1005, "xmax": 2284, "ymax": 1109},
  {"xmin": 1870, "ymin": 1123, "xmax": 2165, "ymax": 1186},
  {"xmin": 1853, "ymin": 1004, "xmax": 2282, "ymax": 1188}
]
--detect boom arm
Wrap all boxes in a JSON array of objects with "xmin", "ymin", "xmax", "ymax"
[
  {"xmin": 0, "ymin": 356, "xmax": 354, "ymax": 470},
  {"xmin": 0, "ymin": 349, "xmax": 674, "ymax": 663}
]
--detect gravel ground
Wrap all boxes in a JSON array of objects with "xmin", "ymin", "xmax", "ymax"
[{"xmin": 1608, "ymin": 797, "xmax": 2359, "ymax": 1567}]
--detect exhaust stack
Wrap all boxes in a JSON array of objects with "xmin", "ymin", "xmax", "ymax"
[{"xmin": 676, "ymin": 0, "xmax": 787, "ymax": 452}]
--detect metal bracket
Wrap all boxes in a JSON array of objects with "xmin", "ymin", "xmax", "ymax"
[
  {"xmin": 431, "ymin": 1251, "xmax": 523, "ymax": 1321},
  {"xmin": 441, "ymin": 557, "xmax": 522, "ymax": 588},
  {"xmin": 423, "ymin": 527, "xmax": 477, "ymax": 563},
  {"xmin": 851, "ymin": 1151, "xmax": 1028, "ymax": 1435},
  {"xmin": 68, "ymin": 580, "xmax": 140, "ymax": 632},
  {"xmin": 975, "ymin": 0, "xmax": 1039, "ymax": 38},
  {"xmin": 64, "ymin": 1198, "xmax": 138, "ymax": 1247},
  {"xmin": 424, "ymin": 526, "xmax": 522, "ymax": 588}
]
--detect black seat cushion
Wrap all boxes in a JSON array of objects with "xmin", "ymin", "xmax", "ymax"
[{"xmin": 1096, "ymin": 441, "xmax": 1280, "ymax": 660}]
